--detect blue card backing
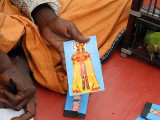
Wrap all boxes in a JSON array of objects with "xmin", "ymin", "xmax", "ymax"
[{"xmin": 64, "ymin": 91, "xmax": 89, "ymax": 119}]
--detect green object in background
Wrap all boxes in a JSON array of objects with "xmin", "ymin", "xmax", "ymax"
[{"xmin": 144, "ymin": 31, "xmax": 160, "ymax": 52}]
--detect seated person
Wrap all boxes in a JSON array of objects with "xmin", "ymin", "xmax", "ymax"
[{"xmin": 0, "ymin": 0, "xmax": 132, "ymax": 119}]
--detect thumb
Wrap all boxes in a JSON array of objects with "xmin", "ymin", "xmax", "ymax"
[{"xmin": 69, "ymin": 25, "xmax": 90, "ymax": 43}]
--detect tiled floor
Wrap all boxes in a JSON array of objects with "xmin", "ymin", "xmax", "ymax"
[{"xmin": 34, "ymin": 46, "xmax": 160, "ymax": 120}]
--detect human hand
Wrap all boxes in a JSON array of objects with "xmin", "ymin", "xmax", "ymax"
[
  {"xmin": 0, "ymin": 50, "xmax": 37, "ymax": 120},
  {"xmin": 42, "ymin": 18, "xmax": 90, "ymax": 70},
  {"xmin": 0, "ymin": 66, "xmax": 37, "ymax": 120},
  {"xmin": 32, "ymin": 5, "xmax": 90, "ymax": 70}
]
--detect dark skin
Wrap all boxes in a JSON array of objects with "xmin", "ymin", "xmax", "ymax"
[
  {"xmin": 0, "ymin": 49, "xmax": 37, "ymax": 120},
  {"xmin": 32, "ymin": 4, "xmax": 90, "ymax": 70},
  {"xmin": 0, "ymin": 4, "xmax": 89, "ymax": 120}
]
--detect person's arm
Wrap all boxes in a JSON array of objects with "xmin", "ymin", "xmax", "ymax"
[{"xmin": 10, "ymin": 0, "xmax": 60, "ymax": 20}]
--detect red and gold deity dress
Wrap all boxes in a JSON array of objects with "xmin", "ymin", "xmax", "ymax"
[{"xmin": 72, "ymin": 48, "xmax": 100, "ymax": 94}]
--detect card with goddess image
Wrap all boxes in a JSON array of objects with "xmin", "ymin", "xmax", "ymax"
[{"xmin": 63, "ymin": 36, "xmax": 105, "ymax": 96}]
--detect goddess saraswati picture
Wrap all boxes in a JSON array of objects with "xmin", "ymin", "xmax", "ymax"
[{"xmin": 71, "ymin": 42, "xmax": 100, "ymax": 94}]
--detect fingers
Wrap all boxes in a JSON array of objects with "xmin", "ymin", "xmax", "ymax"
[
  {"xmin": 2, "ymin": 89, "xmax": 27, "ymax": 106},
  {"xmin": 14, "ymin": 99, "xmax": 28, "ymax": 111},
  {"xmin": 50, "ymin": 34, "xmax": 67, "ymax": 71},
  {"xmin": 58, "ymin": 49, "xmax": 66, "ymax": 71},
  {"xmin": 0, "ymin": 87, "xmax": 27, "ymax": 110},
  {"xmin": 68, "ymin": 23, "xmax": 90, "ymax": 43},
  {"xmin": 12, "ymin": 96, "xmax": 37, "ymax": 120},
  {"xmin": 61, "ymin": 58, "xmax": 66, "ymax": 71},
  {"xmin": 0, "ymin": 98, "xmax": 15, "ymax": 109},
  {"xmin": 58, "ymin": 47, "xmax": 66, "ymax": 71},
  {"xmin": 1, "ymin": 89, "xmax": 19, "ymax": 105},
  {"xmin": 0, "ymin": 97, "xmax": 36, "ymax": 120},
  {"xmin": 0, "ymin": 73, "xmax": 10, "ymax": 86},
  {"xmin": 0, "ymin": 97, "xmax": 28, "ymax": 111}
]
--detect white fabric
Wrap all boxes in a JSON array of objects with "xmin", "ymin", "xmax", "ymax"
[{"xmin": 0, "ymin": 109, "xmax": 34, "ymax": 120}]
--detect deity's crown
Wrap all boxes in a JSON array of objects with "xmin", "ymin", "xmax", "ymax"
[{"xmin": 77, "ymin": 43, "xmax": 84, "ymax": 49}]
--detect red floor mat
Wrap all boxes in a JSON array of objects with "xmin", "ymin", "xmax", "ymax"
[{"xmin": 34, "ymin": 47, "xmax": 160, "ymax": 120}]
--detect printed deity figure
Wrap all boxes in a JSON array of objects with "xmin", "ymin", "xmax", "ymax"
[{"xmin": 72, "ymin": 43, "xmax": 100, "ymax": 94}]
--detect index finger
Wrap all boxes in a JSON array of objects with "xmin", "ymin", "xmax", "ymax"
[
  {"xmin": 69, "ymin": 24, "xmax": 90, "ymax": 43},
  {"xmin": 12, "ymin": 96, "xmax": 37, "ymax": 120},
  {"xmin": 2, "ymin": 89, "xmax": 28, "ymax": 106}
]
